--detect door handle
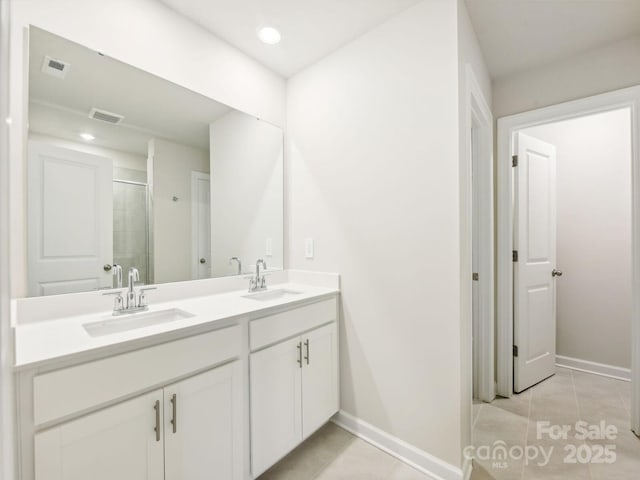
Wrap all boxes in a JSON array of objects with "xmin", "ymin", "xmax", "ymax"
[
  {"xmin": 297, "ymin": 342, "xmax": 302, "ymax": 368},
  {"xmin": 170, "ymin": 394, "xmax": 177, "ymax": 433},
  {"xmin": 153, "ymin": 400, "xmax": 160, "ymax": 442},
  {"xmin": 200, "ymin": 258, "xmax": 206, "ymax": 264},
  {"xmin": 552, "ymin": 269, "xmax": 563, "ymax": 277},
  {"xmin": 103, "ymin": 264, "xmax": 112, "ymax": 272},
  {"xmin": 304, "ymin": 339, "xmax": 310, "ymax": 365}
]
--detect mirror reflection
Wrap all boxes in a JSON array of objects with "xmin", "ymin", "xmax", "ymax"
[{"xmin": 27, "ymin": 27, "xmax": 283, "ymax": 297}]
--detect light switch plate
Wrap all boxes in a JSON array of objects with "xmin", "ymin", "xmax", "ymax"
[
  {"xmin": 304, "ymin": 238, "xmax": 314, "ymax": 259},
  {"xmin": 266, "ymin": 237, "xmax": 273, "ymax": 256}
]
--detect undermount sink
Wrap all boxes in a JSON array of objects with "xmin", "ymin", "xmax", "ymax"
[
  {"xmin": 242, "ymin": 288, "xmax": 303, "ymax": 302},
  {"xmin": 83, "ymin": 308, "xmax": 195, "ymax": 337}
]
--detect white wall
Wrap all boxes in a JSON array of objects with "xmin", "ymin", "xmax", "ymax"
[
  {"xmin": 456, "ymin": 0, "xmax": 492, "ymax": 457},
  {"xmin": 493, "ymin": 35, "xmax": 640, "ymax": 118},
  {"xmin": 287, "ymin": 0, "xmax": 463, "ymax": 468},
  {"xmin": 210, "ymin": 111, "xmax": 283, "ymax": 277},
  {"xmin": 149, "ymin": 138, "xmax": 209, "ymax": 284},
  {"xmin": 524, "ymin": 109, "xmax": 632, "ymax": 369},
  {"xmin": 0, "ymin": 1, "xmax": 14, "ymax": 478},
  {"xmin": 8, "ymin": 0, "xmax": 285, "ymax": 297}
]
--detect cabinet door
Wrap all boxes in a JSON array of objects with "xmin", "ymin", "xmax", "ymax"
[
  {"xmin": 164, "ymin": 362, "xmax": 243, "ymax": 480},
  {"xmin": 34, "ymin": 390, "xmax": 164, "ymax": 480},
  {"xmin": 250, "ymin": 336, "xmax": 303, "ymax": 477},
  {"xmin": 302, "ymin": 322, "xmax": 339, "ymax": 438}
]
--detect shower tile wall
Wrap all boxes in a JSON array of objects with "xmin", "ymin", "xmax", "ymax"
[{"xmin": 113, "ymin": 167, "xmax": 149, "ymax": 286}]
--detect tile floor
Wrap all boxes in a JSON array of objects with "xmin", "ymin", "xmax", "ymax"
[
  {"xmin": 258, "ymin": 368, "xmax": 639, "ymax": 480},
  {"xmin": 471, "ymin": 367, "xmax": 639, "ymax": 479},
  {"xmin": 257, "ymin": 422, "xmax": 432, "ymax": 480}
]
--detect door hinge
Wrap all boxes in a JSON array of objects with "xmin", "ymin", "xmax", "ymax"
[
  {"xmin": 512, "ymin": 250, "xmax": 518, "ymax": 262},
  {"xmin": 512, "ymin": 155, "xmax": 518, "ymax": 167},
  {"xmin": 472, "ymin": 272, "xmax": 479, "ymax": 281},
  {"xmin": 513, "ymin": 345, "xmax": 519, "ymax": 357}
]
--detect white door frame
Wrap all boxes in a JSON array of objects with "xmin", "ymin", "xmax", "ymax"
[
  {"xmin": 191, "ymin": 171, "xmax": 211, "ymax": 279},
  {"xmin": 463, "ymin": 65, "xmax": 495, "ymax": 403},
  {"xmin": 496, "ymin": 85, "xmax": 640, "ymax": 434}
]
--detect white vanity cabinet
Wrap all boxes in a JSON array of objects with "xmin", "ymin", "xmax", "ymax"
[
  {"xmin": 25, "ymin": 325, "xmax": 244, "ymax": 480},
  {"xmin": 34, "ymin": 389, "xmax": 165, "ymax": 480},
  {"xmin": 17, "ymin": 291, "xmax": 340, "ymax": 480},
  {"xmin": 164, "ymin": 362, "xmax": 243, "ymax": 480},
  {"xmin": 34, "ymin": 362, "xmax": 243, "ymax": 480},
  {"xmin": 249, "ymin": 299, "xmax": 339, "ymax": 477}
]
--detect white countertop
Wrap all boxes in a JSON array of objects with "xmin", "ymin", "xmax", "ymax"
[{"xmin": 14, "ymin": 282, "xmax": 338, "ymax": 370}]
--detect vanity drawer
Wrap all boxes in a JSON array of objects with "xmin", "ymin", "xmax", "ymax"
[
  {"xmin": 250, "ymin": 297, "xmax": 337, "ymax": 351},
  {"xmin": 33, "ymin": 325, "xmax": 241, "ymax": 427}
]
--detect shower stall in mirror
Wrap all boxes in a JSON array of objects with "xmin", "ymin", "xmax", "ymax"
[{"xmin": 112, "ymin": 168, "xmax": 151, "ymax": 287}]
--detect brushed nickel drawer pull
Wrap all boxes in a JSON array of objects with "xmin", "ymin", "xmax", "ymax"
[
  {"xmin": 153, "ymin": 400, "xmax": 160, "ymax": 442},
  {"xmin": 170, "ymin": 394, "xmax": 177, "ymax": 433},
  {"xmin": 304, "ymin": 339, "xmax": 310, "ymax": 365},
  {"xmin": 297, "ymin": 342, "xmax": 302, "ymax": 368}
]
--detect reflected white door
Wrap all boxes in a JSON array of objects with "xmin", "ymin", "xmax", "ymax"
[
  {"xmin": 514, "ymin": 132, "xmax": 557, "ymax": 393},
  {"xmin": 28, "ymin": 141, "xmax": 113, "ymax": 296},
  {"xmin": 191, "ymin": 172, "xmax": 211, "ymax": 279}
]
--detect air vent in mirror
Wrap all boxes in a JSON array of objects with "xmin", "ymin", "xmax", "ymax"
[
  {"xmin": 88, "ymin": 108, "xmax": 125, "ymax": 125},
  {"xmin": 41, "ymin": 55, "xmax": 70, "ymax": 79}
]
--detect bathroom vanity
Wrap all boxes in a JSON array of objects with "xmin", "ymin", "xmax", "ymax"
[
  {"xmin": 10, "ymin": 23, "xmax": 338, "ymax": 480},
  {"xmin": 13, "ymin": 274, "xmax": 340, "ymax": 480}
]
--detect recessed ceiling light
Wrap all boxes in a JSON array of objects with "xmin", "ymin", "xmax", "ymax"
[
  {"xmin": 80, "ymin": 133, "xmax": 95, "ymax": 141},
  {"xmin": 257, "ymin": 26, "xmax": 281, "ymax": 45}
]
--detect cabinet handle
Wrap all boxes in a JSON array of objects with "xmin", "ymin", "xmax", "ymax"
[
  {"xmin": 153, "ymin": 400, "xmax": 160, "ymax": 442},
  {"xmin": 170, "ymin": 394, "xmax": 177, "ymax": 433},
  {"xmin": 297, "ymin": 342, "xmax": 302, "ymax": 368},
  {"xmin": 304, "ymin": 339, "xmax": 310, "ymax": 365}
]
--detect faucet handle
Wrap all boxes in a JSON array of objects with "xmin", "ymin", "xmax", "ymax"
[
  {"xmin": 102, "ymin": 290, "xmax": 124, "ymax": 312},
  {"xmin": 138, "ymin": 287, "xmax": 156, "ymax": 307}
]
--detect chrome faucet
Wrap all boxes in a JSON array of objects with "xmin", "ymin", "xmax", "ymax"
[
  {"xmin": 229, "ymin": 257, "xmax": 242, "ymax": 275},
  {"xmin": 103, "ymin": 266, "xmax": 156, "ymax": 316},
  {"xmin": 112, "ymin": 264, "xmax": 123, "ymax": 289},
  {"xmin": 248, "ymin": 259, "xmax": 268, "ymax": 292},
  {"xmin": 127, "ymin": 267, "xmax": 139, "ymax": 309}
]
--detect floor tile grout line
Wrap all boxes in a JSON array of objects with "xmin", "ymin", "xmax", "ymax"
[
  {"xmin": 570, "ymin": 369, "xmax": 593, "ymax": 480},
  {"xmin": 307, "ymin": 431, "xmax": 356, "ymax": 480},
  {"xmin": 472, "ymin": 403, "xmax": 483, "ymax": 430},
  {"xmin": 520, "ymin": 387, "xmax": 534, "ymax": 480},
  {"xmin": 614, "ymin": 379, "xmax": 631, "ymax": 417}
]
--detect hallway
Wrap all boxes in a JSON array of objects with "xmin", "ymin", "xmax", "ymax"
[{"xmin": 471, "ymin": 367, "xmax": 639, "ymax": 479}]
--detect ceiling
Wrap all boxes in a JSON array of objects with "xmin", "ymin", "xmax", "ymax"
[
  {"xmin": 465, "ymin": 0, "xmax": 640, "ymax": 79},
  {"xmin": 29, "ymin": 27, "xmax": 232, "ymax": 154},
  {"xmin": 159, "ymin": 0, "xmax": 422, "ymax": 78}
]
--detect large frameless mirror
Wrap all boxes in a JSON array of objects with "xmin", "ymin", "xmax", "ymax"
[{"xmin": 26, "ymin": 27, "xmax": 283, "ymax": 297}]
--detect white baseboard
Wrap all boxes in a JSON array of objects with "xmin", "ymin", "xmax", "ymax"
[
  {"xmin": 331, "ymin": 410, "xmax": 465, "ymax": 480},
  {"xmin": 556, "ymin": 355, "xmax": 631, "ymax": 382}
]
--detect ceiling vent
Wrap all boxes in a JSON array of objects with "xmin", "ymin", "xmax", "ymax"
[
  {"xmin": 41, "ymin": 55, "xmax": 70, "ymax": 79},
  {"xmin": 88, "ymin": 108, "xmax": 125, "ymax": 125}
]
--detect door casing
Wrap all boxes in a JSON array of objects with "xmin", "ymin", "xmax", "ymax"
[{"xmin": 496, "ymin": 85, "xmax": 640, "ymax": 435}]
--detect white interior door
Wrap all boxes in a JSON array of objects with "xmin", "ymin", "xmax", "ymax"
[
  {"xmin": 164, "ymin": 363, "xmax": 243, "ymax": 480},
  {"xmin": 191, "ymin": 172, "xmax": 211, "ymax": 279},
  {"xmin": 28, "ymin": 141, "xmax": 113, "ymax": 296},
  {"xmin": 34, "ymin": 390, "xmax": 164, "ymax": 480},
  {"xmin": 514, "ymin": 132, "xmax": 557, "ymax": 393}
]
